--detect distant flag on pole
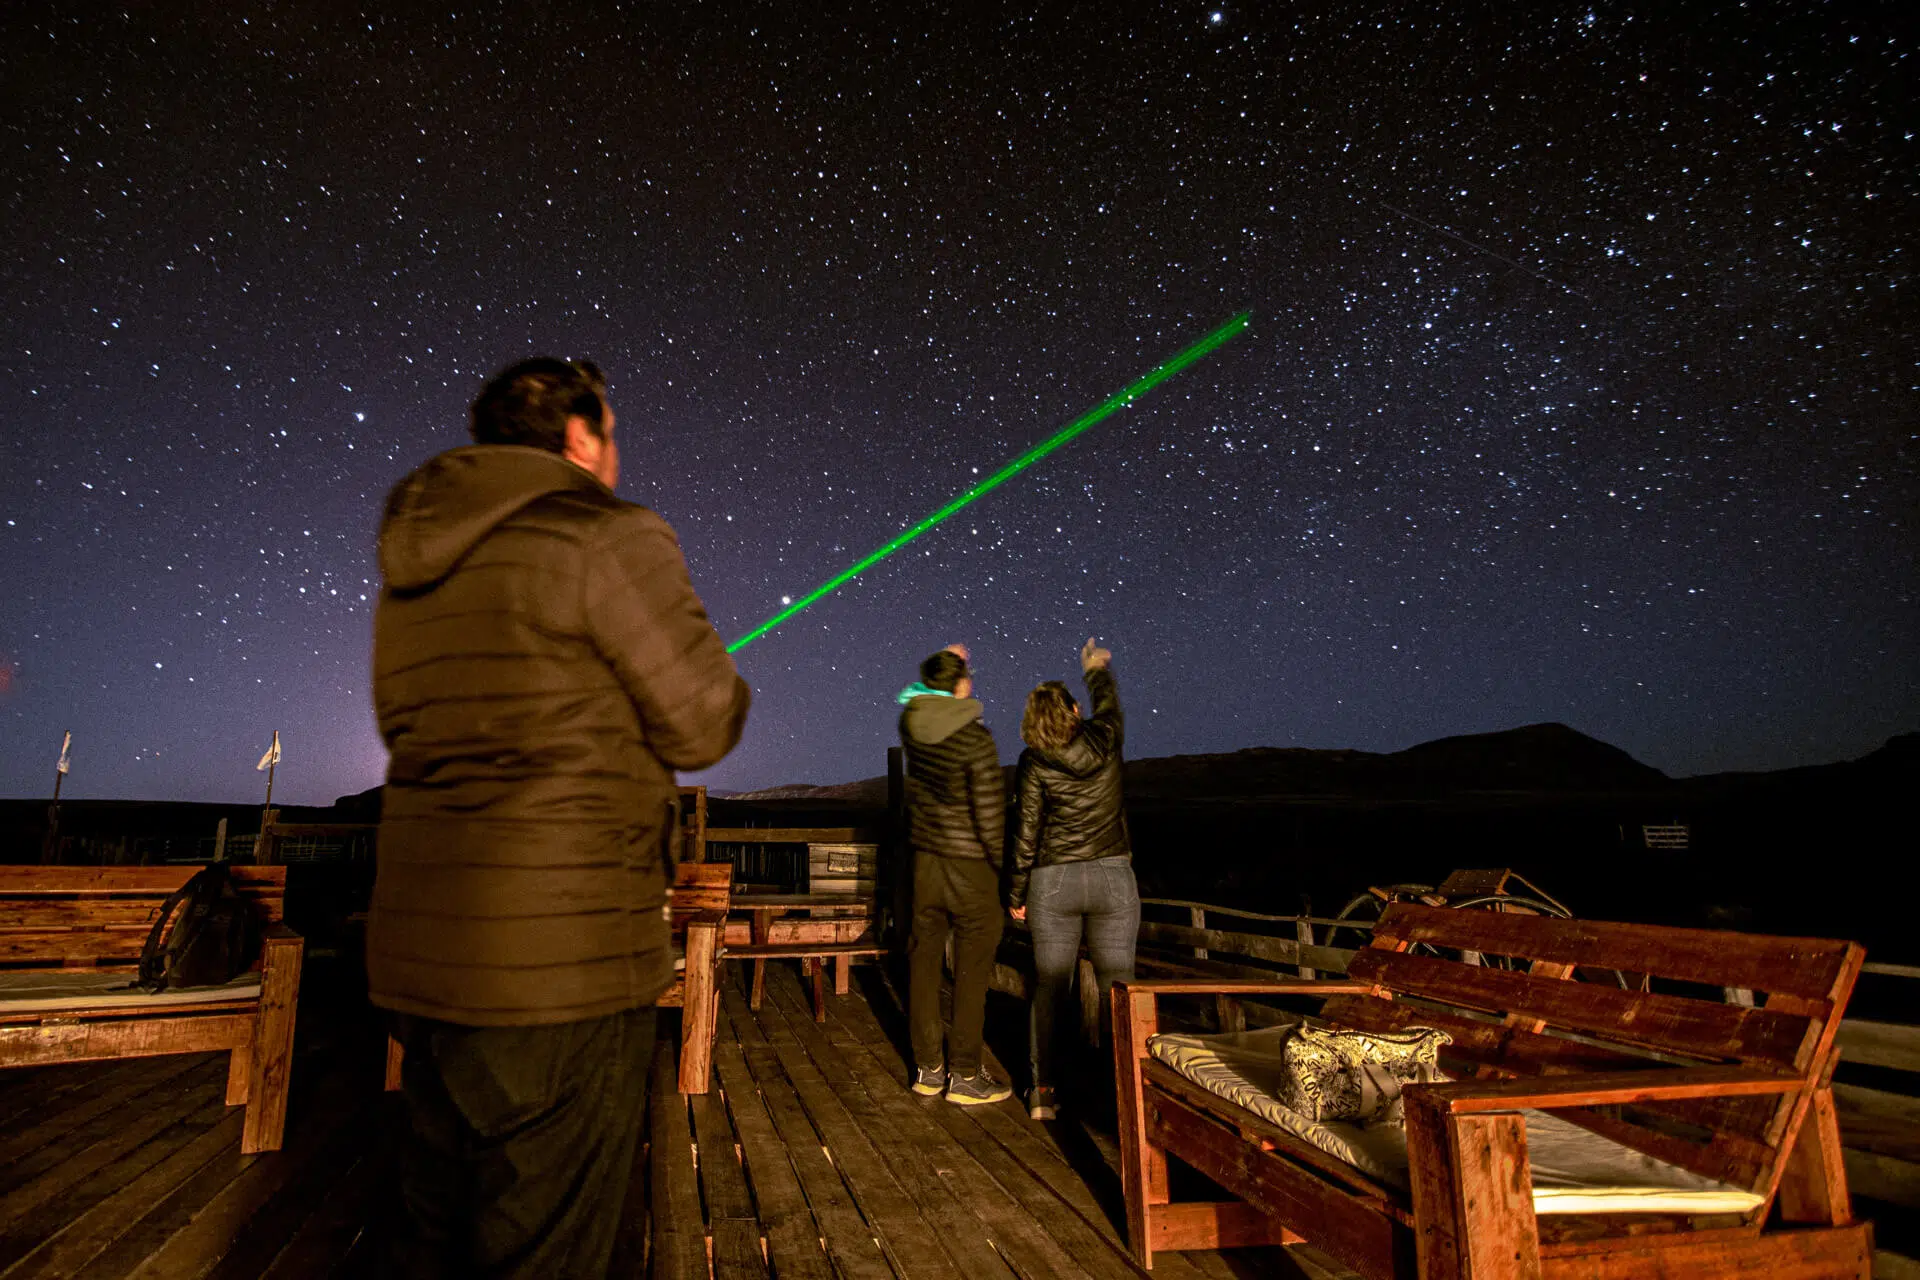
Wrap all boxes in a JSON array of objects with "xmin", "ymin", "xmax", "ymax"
[
  {"xmin": 56, "ymin": 732, "xmax": 71, "ymax": 775},
  {"xmin": 256, "ymin": 731, "xmax": 281, "ymax": 772}
]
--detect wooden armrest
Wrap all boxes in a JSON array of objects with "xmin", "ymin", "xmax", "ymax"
[
  {"xmin": 262, "ymin": 923, "xmax": 302, "ymax": 945},
  {"xmin": 1413, "ymin": 1064, "xmax": 1804, "ymax": 1114},
  {"xmin": 1116, "ymin": 978, "xmax": 1376, "ymax": 997}
]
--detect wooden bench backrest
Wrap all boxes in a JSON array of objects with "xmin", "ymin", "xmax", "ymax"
[
  {"xmin": 670, "ymin": 861, "xmax": 732, "ymax": 932},
  {"xmin": 1322, "ymin": 903, "xmax": 1864, "ymax": 1192},
  {"xmin": 0, "ymin": 865, "xmax": 288, "ymax": 969}
]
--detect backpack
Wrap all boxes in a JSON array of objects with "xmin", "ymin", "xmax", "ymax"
[{"xmin": 135, "ymin": 863, "xmax": 263, "ymax": 992}]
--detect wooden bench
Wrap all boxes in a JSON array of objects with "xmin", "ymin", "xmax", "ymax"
[
  {"xmin": 381, "ymin": 859, "xmax": 731, "ymax": 1095},
  {"xmin": 0, "ymin": 865, "xmax": 303, "ymax": 1154},
  {"xmin": 1113, "ymin": 903, "xmax": 1872, "ymax": 1278}
]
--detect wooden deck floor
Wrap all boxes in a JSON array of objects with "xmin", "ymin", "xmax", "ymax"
[{"xmin": 0, "ymin": 967, "xmax": 1336, "ymax": 1279}]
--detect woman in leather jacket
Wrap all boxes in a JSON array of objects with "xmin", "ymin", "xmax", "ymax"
[{"xmin": 1007, "ymin": 637, "xmax": 1140, "ymax": 1120}]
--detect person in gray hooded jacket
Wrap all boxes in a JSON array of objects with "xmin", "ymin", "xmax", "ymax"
[{"xmin": 897, "ymin": 644, "xmax": 1013, "ymax": 1105}]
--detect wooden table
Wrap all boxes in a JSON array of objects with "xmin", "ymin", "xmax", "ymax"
[{"xmin": 730, "ymin": 893, "xmax": 883, "ymax": 1019}]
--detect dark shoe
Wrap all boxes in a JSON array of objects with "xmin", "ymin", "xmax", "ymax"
[
  {"xmin": 1028, "ymin": 1086, "xmax": 1058, "ymax": 1120},
  {"xmin": 912, "ymin": 1064, "xmax": 947, "ymax": 1096},
  {"xmin": 945, "ymin": 1069, "xmax": 1013, "ymax": 1106}
]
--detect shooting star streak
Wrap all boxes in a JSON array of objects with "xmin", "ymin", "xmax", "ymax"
[
  {"xmin": 1376, "ymin": 200, "xmax": 1591, "ymax": 301},
  {"xmin": 727, "ymin": 311, "xmax": 1252, "ymax": 653}
]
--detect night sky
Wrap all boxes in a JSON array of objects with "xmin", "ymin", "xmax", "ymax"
[{"xmin": 2, "ymin": 3, "xmax": 1914, "ymax": 807}]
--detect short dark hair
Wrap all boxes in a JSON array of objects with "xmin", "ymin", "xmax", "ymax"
[
  {"xmin": 919, "ymin": 650, "xmax": 969, "ymax": 693},
  {"xmin": 470, "ymin": 357, "xmax": 608, "ymax": 452}
]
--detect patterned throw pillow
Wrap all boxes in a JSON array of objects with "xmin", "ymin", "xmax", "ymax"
[{"xmin": 1279, "ymin": 1023, "xmax": 1452, "ymax": 1126}]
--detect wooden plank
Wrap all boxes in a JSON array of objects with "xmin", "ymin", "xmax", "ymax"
[
  {"xmin": 827, "ymin": 977, "xmax": 1142, "ymax": 1254},
  {"xmin": 198, "ymin": 1099, "xmax": 379, "ymax": 1280},
  {"xmin": 251, "ymin": 822, "xmax": 372, "ymax": 839},
  {"xmin": 1836, "ymin": 1019, "xmax": 1920, "ymax": 1073},
  {"xmin": 650, "ymin": 1045, "xmax": 704, "ymax": 1280},
  {"xmin": 1370, "ymin": 904, "xmax": 1857, "ymax": 1004},
  {"xmin": 680, "ymin": 919, "xmax": 721, "ymax": 1093},
  {"xmin": 1841, "ymin": 1146, "xmax": 1920, "ymax": 1211},
  {"xmin": 1403, "ymin": 1089, "xmax": 1465, "ymax": 1280},
  {"xmin": 1144, "ymin": 1086, "xmax": 1408, "ymax": 1280},
  {"xmin": 752, "ymin": 979, "xmax": 1013, "ymax": 1277},
  {"xmin": 1319, "ymin": 994, "xmax": 1658, "ymax": 1078},
  {"xmin": 256, "ymin": 1136, "xmax": 399, "ymax": 1280},
  {"xmin": 0, "ymin": 1056, "xmax": 204, "ymax": 1169},
  {"xmin": 1150, "ymin": 1200, "xmax": 1299, "ymax": 1251},
  {"xmin": 1113, "ymin": 978, "xmax": 1374, "ymax": 997},
  {"xmin": 1777, "ymin": 1088, "xmax": 1851, "ymax": 1226},
  {"xmin": 0, "ymin": 1056, "xmax": 225, "ymax": 1227},
  {"xmin": 0, "ymin": 1060, "xmax": 119, "ymax": 1126},
  {"xmin": 1418, "ymin": 1064, "xmax": 1801, "ymax": 1112},
  {"xmin": 711, "ymin": 1217, "xmax": 769, "ymax": 1280},
  {"xmin": 1344, "ymin": 948, "xmax": 1814, "ymax": 1067},
  {"xmin": 1833, "ymin": 1081, "xmax": 1920, "ymax": 1164},
  {"xmin": 0, "ymin": 1091, "xmax": 232, "ymax": 1274},
  {"xmin": 1449, "ymin": 1111, "xmax": 1540, "ymax": 1280},
  {"xmin": 707, "ymin": 828, "xmax": 877, "ymax": 844},
  {"xmin": 67, "ymin": 1122, "xmax": 261, "ymax": 1280},
  {"xmin": 1536, "ymin": 1222, "xmax": 1872, "ymax": 1279},
  {"xmin": 691, "ymin": 1090, "xmax": 756, "ymax": 1221},
  {"xmin": 724, "ymin": 981, "xmax": 968, "ymax": 1279},
  {"xmin": 761, "ymin": 973, "xmax": 1098, "ymax": 1280},
  {"xmin": 726, "ymin": 943, "xmax": 885, "ymax": 959},
  {"xmin": 0, "ymin": 1014, "xmax": 251, "ymax": 1068},
  {"xmin": 0, "ymin": 900, "xmax": 169, "ymax": 928},
  {"xmin": 111, "ymin": 1069, "xmax": 366, "ymax": 1280},
  {"xmin": 242, "ymin": 927, "xmax": 302, "ymax": 1152},
  {"xmin": 722, "ymin": 918, "xmax": 872, "ymax": 947},
  {"xmin": 0, "ymin": 867, "xmax": 287, "ymax": 894},
  {"xmin": 708, "ymin": 1025, "xmax": 856, "ymax": 1280},
  {"xmin": 1139, "ymin": 921, "xmax": 1357, "ymax": 977},
  {"xmin": 1, "ymin": 1108, "xmax": 244, "ymax": 1279},
  {"xmin": 1113, "ymin": 984, "xmax": 1169, "ymax": 1268},
  {"xmin": 819, "ymin": 988, "xmax": 1150, "ymax": 1280}
]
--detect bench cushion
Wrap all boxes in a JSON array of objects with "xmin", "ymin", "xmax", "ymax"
[
  {"xmin": 0, "ymin": 970, "xmax": 262, "ymax": 1016},
  {"xmin": 1150, "ymin": 1026, "xmax": 1766, "ymax": 1215}
]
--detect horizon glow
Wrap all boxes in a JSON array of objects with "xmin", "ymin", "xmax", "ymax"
[{"xmin": 727, "ymin": 311, "xmax": 1252, "ymax": 652}]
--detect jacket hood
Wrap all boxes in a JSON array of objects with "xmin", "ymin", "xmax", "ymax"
[
  {"xmin": 901, "ymin": 694, "xmax": 983, "ymax": 745},
  {"xmin": 379, "ymin": 445, "xmax": 606, "ymax": 590},
  {"xmin": 1032, "ymin": 728, "xmax": 1106, "ymax": 779}
]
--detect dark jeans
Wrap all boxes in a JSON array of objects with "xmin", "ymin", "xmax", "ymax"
[
  {"xmin": 908, "ymin": 852, "xmax": 1005, "ymax": 1076},
  {"xmin": 1028, "ymin": 856, "xmax": 1140, "ymax": 1090},
  {"xmin": 386, "ymin": 1006, "xmax": 657, "ymax": 1280}
]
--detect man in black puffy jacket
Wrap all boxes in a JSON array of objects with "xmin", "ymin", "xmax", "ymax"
[{"xmin": 897, "ymin": 644, "xmax": 1013, "ymax": 1105}]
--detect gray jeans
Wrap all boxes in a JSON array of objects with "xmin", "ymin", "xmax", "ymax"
[{"xmin": 1027, "ymin": 856, "xmax": 1139, "ymax": 1090}]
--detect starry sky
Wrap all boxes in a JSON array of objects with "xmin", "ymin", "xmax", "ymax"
[{"xmin": 2, "ymin": 2, "xmax": 1914, "ymax": 807}]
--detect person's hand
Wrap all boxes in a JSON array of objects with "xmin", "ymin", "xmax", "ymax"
[
  {"xmin": 1010, "ymin": 905, "xmax": 1027, "ymax": 922},
  {"xmin": 1080, "ymin": 636, "xmax": 1111, "ymax": 672},
  {"xmin": 945, "ymin": 642, "xmax": 970, "ymax": 662}
]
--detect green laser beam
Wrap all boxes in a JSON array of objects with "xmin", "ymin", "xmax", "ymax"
[{"xmin": 726, "ymin": 310, "xmax": 1251, "ymax": 653}]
